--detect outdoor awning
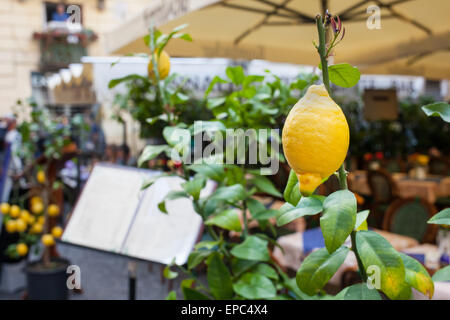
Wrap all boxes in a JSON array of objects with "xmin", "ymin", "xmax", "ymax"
[{"xmin": 104, "ymin": 0, "xmax": 450, "ymax": 79}]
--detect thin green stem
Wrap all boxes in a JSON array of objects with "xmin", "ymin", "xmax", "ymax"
[{"xmin": 316, "ymin": 15, "xmax": 366, "ymax": 283}]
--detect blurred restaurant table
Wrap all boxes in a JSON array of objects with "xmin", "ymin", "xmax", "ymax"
[
  {"xmin": 348, "ymin": 170, "xmax": 450, "ymax": 203},
  {"xmin": 272, "ymin": 228, "xmax": 450, "ymax": 299}
]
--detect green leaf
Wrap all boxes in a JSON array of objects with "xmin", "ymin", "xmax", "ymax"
[
  {"xmin": 207, "ymin": 97, "xmax": 226, "ymax": 110},
  {"xmin": 210, "ymin": 184, "xmax": 246, "ymax": 202},
  {"xmin": 189, "ymin": 120, "xmax": 226, "ymax": 135},
  {"xmin": 205, "ymin": 209, "xmax": 242, "ymax": 232},
  {"xmin": 251, "ymin": 263, "xmax": 278, "ymax": 280},
  {"xmin": 328, "ymin": 63, "xmax": 361, "ymax": 88},
  {"xmin": 182, "ymin": 287, "xmax": 211, "ymax": 300},
  {"xmin": 343, "ymin": 283, "xmax": 382, "ymax": 300},
  {"xmin": 320, "ymin": 190, "xmax": 357, "ymax": 254},
  {"xmin": 355, "ymin": 210, "xmax": 370, "ymax": 231},
  {"xmin": 165, "ymin": 190, "xmax": 190, "ymax": 201},
  {"xmin": 188, "ymin": 164, "xmax": 225, "ymax": 181},
  {"xmin": 400, "ymin": 253, "xmax": 434, "ymax": 299},
  {"xmin": 296, "ymin": 246, "xmax": 349, "ymax": 296},
  {"xmin": 158, "ymin": 201, "xmax": 167, "ymax": 214},
  {"xmin": 231, "ymin": 236, "xmax": 270, "ymax": 261},
  {"xmin": 356, "ymin": 230, "xmax": 410, "ymax": 300},
  {"xmin": 188, "ymin": 250, "xmax": 212, "ymax": 270},
  {"xmin": 428, "ymin": 208, "xmax": 450, "ymax": 225},
  {"xmin": 108, "ymin": 74, "xmax": 147, "ymax": 88},
  {"xmin": 182, "ymin": 175, "xmax": 206, "ymax": 201},
  {"xmin": 283, "ymin": 170, "xmax": 301, "ymax": 206},
  {"xmin": 233, "ymin": 273, "xmax": 276, "ymax": 299},
  {"xmin": 226, "ymin": 66, "xmax": 245, "ymax": 85},
  {"xmin": 204, "ymin": 76, "xmax": 228, "ymax": 98},
  {"xmin": 195, "ymin": 240, "xmax": 220, "ymax": 250},
  {"xmin": 432, "ymin": 265, "xmax": 450, "ymax": 282},
  {"xmin": 421, "ymin": 102, "xmax": 450, "ymax": 122},
  {"xmin": 276, "ymin": 196, "xmax": 323, "ymax": 227},
  {"xmin": 162, "ymin": 126, "xmax": 191, "ymax": 155},
  {"xmin": 207, "ymin": 253, "xmax": 233, "ymax": 299},
  {"xmin": 163, "ymin": 265, "xmax": 178, "ymax": 280},
  {"xmin": 165, "ymin": 291, "xmax": 177, "ymax": 300},
  {"xmin": 137, "ymin": 145, "xmax": 169, "ymax": 167},
  {"xmin": 250, "ymin": 175, "xmax": 282, "ymax": 197}
]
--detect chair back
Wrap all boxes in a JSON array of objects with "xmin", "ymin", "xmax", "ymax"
[
  {"xmin": 367, "ymin": 169, "xmax": 397, "ymax": 203},
  {"xmin": 382, "ymin": 198, "xmax": 438, "ymax": 243},
  {"xmin": 429, "ymin": 157, "xmax": 449, "ymax": 175}
]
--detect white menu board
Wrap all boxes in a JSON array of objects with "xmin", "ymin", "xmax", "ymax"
[{"xmin": 62, "ymin": 163, "xmax": 215, "ymax": 265}]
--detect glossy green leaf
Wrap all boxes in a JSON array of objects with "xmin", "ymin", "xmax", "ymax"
[
  {"xmin": 182, "ymin": 287, "xmax": 211, "ymax": 300},
  {"xmin": 195, "ymin": 240, "xmax": 220, "ymax": 250},
  {"xmin": 207, "ymin": 253, "xmax": 233, "ymax": 299},
  {"xmin": 356, "ymin": 230, "xmax": 410, "ymax": 300},
  {"xmin": 431, "ymin": 265, "xmax": 450, "ymax": 282},
  {"xmin": 205, "ymin": 209, "xmax": 242, "ymax": 232},
  {"xmin": 250, "ymin": 175, "xmax": 282, "ymax": 197},
  {"xmin": 188, "ymin": 164, "xmax": 225, "ymax": 181},
  {"xmin": 233, "ymin": 273, "xmax": 276, "ymax": 299},
  {"xmin": 428, "ymin": 208, "xmax": 450, "ymax": 225},
  {"xmin": 421, "ymin": 102, "xmax": 450, "ymax": 122},
  {"xmin": 163, "ymin": 265, "xmax": 178, "ymax": 279},
  {"xmin": 163, "ymin": 126, "xmax": 191, "ymax": 153},
  {"xmin": 283, "ymin": 169, "xmax": 301, "ymax": 206},
  {"xmin": 231, "ymin": 236, "xmax": 270, "ymax": 261},
  {"xmin": 328, "ymin": 63, "xmax": 361, "ymax": 88},
  {"xmin": 277, "ymin": 196, "xmax": 323, "ymax": 227},
  {"xmin": 246, "ymin": 198, "xmax": 278, "ymax": 221},
  {"xmin": 320, "ymin": 190, "xmax": 357, "ymax": 254},
  {"xmin": 204, "ymin": 76, "xmax": 228, "ymax": 98},
  {"xmin": 108, "ymin": 74, "xmax": 147, "ymax": 89},
  {"xmin": 343, "ymin": 283, "xmax": 382, "ymax": 300},
  {"xmin": 296, "ymin": 246, "xmax": 349, "ymax": 296},
  {"xmin": 251, "ymin": 263, "xmax": 278, "ymax": 280},
  {"xmin": 182, "ymin": 175, "xmax": 206, "ymax": 201},
  {"xmin": 226, "ymin": 66, "xmax": 245, "ymax": 85},
  {"xmin": 165, "ymin": 291, "xmax": 177, "ymax": 300},
  {"xmin": 137, "ymin": 145, "xmax": 169, "ymax": 167},
  {"xmin": 400, "ymin": 253, "xmax": 434, "ymax": 299},
  {"xmin": 355, "ymin": 210, "xmax": 370, "ymax": 231},
  {"xmin": 210, "ymin": 184, "xmax": 246, "ymax": 202},
  {"xmin": 187, "ymin": 250, "xmax": 212, "ymax": 270}
]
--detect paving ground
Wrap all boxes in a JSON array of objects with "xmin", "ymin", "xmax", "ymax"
[{"xmin": 0, "ymin": 243, "xmax": 191, "ymax": 300}]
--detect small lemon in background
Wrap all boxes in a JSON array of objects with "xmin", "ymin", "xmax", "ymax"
[
  {"xmin": 16, "ymin": 243, "xmax": 28, "ymax": 256},
  {"xmin": 30, "ymin": 222, "xmax": 43, "ymax": 234},
  {"xmin": 30, "ymin": 196, "xmax": 43, "ymax": 206},
  {"xmin": 1, "ymin": 203, "xmax": 10, "ymax": 215},
  {"xmin": 20, "ymin": 209, "xmax": 31, "ymax": 221},
  {"xmin": 52, "ymin": 226, "xmax": 63, "ymax": 239},
  {"xmin": 31, "ymin": 201, "xmax": 44, "ymax": 215},
  {"xmin": 9, "ymin": 205, "xmax": 20, "ymax": 218},
  {"xmin": 147, "ymin": 50, "xmax": 171, "ymax": 80},
  {"xmin": 48, "ymin": 204, "xmax": 60, "ymax": 217},
  {"xmin": 37, "ymin": 170, "xmax": 46, "ymax": 184},
  {"xmin": 41, "ymin": 234, "xmax": 55, "ymax": 247},
  {"xmin": 38, "ymin": 216, "xmax": 45, "ymax": 225},
  {"xmin": 5, "ymin": 220, "xmax": 17, "ymax": 233},
  {"xmin": 27, "ymin": 215, "xmax": 36, "ymax": 225},
  {"xmin": 282, "ymin": 84, "xmax": 349, "ymax": 195},
  {"xmin": 15, "ymin": 219, "xmax": 27, "ymax": 232}
]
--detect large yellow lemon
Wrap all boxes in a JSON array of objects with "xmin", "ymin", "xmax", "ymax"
[
  {"xmin": 5, "ymin": 220, "xmax": 17, "ymax": 233},
  {"xmin": 30, "ymin": 222, "xmax": 43, "ymax": 234},
  {"xmin": 41, "ymin": 234, "xmax": 55, "ymax": 247},
  {"xmin": 147, "ymin": 51, "xmax": 170, "ymax": 80},
  {"xmin": 48, "ymin": 204, "xmax": 60, "ymax": 217},
  {"xmin": 282, "ymin": 84, "xmax": 349, "ymax": 195},
  {"xmin": 31, "ymin": 202, "xmax": 44, "ymax": 215},
  {"xmin": 16, "ymin": 243, "xmax": 28, "ymax": 256},
  {"xmin": 16, "ymin": 219, "xmax": 27, "ymax": 232},
  {"xmin": 10, "ymin": 205, "xmax": 20, "ymax": 218},
  {"xmin": 52, "ymin": 226, "xmax": 63, "ymax": 239},
  {"xmin": 1, "ymin": 203, "xmax": 10, "ymax": 215}
]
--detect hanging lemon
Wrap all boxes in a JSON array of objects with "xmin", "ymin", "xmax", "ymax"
[
  {"xmin": 37, "ymin": 170, "xmax": 46, "ymax": 184},
  {"xmin": 16, "ymin": 243, "xmax": 28, "ymax": 256},
  {"xmin": 41, "ymin": 234, "xmax": 55, "ymax": 247},
  {"xmin": 31, "ymin": 201, "xmax": 44, "ymax": 215},
  {"xmin": 48, "ymin": 204, "xmax": 60, "ymax": 217},
  {"xmin": 9, "ymin": 205, "xmax": 20, "ymax": 218},
  {"xmin": 282, "ymin": 84, "xmax": 349, "ymax": 195},
  {"xmin": 52, "ymin": 226, "xmax": 63, "ymax": 238},
  {"xmin": 147, "ymin": 50, "xmax": 170, "ymax": 80},
  {"xmin": 5, "ymin": 220, "xmax": 17, "ymax": 233},
  {"xmin": 15, "ymin": 219, "xmax": 27, "ymax": 232},
  {"xmin": 30, "ymin": 196, "xmax": 43, "ymax": 206},
  {"xmin": 1, "ymin": 203, "xmax": 10, "ymax": 215},
  {"xmin": 30, "ymin": 222, "xmax": 43, "ymax": 234}
]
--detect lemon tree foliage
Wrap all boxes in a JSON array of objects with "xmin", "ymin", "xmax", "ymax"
[{"xmin": 421, "ymin": 102, "xmax": 450, "ymax": 123}]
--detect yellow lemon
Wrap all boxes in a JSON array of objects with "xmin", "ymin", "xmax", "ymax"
[
  {"xmin": 282, "ymin": 85, "xmax": 349, "ymax": 195},
  {"xmin": 20, "ymin": 209, "xmax": 31, "ymax": 221},
  {"xmin": 30, "ymin": 196, "xmax": 43, "ymax": 206},
  {"xmin": 5, "ymin": 220, "xmax": 17, "ymax": 233},
  {"xmin": 10, "ymin": 205, "xmax": 20, "ymax": 218},
  {"xmin": 38, "ymin": 216, "xmax": 45, "ymax": 225},
  {"xmin": 16, "ymin": 219, "xmax": 27, "ymax": 232},
  {"xmin": 31, "ymin": 202, "xmax": 44, "ymax": 215},
  {"xmin": 37, "ymin": 170, "xmax": 46, "ymax": 184},
  {"xmin": 16, "ymin": 243, "xmax": 28, "ymax": 256},
  {"xmin": 52, "ymin": 226, "xmax": 63, "ymax": 238},
  {"xmin": 1, "ymin": 203, "xmax": 10, "ymax": 215},
  {"xmin": 48, "ymin": 204, "xmax": 60, "ymax": 217},
  {"xmin": 41, "ymin": 234, "xmax": 55, "ymax": 247},
  {"xmin": 27, "ymin": 215, "xmax": 36, "ymax": 225},
  {"xmin": 147, "ymin": 50, "xmax": 170, "ymax": 80},
  {"xmin": 30, "ymin": 222, "xmax": 43, "ymax": 234}
]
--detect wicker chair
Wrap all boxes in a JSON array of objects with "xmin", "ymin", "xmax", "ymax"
[
  {"xmin": 366, "ymin": 169, "xmax": 399, "ymax": 228},
  {"xmin": 382, "ymin": 197, "xmax": 438, "ymax": 243}
]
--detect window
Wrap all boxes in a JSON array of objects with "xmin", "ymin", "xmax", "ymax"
[{"xmin": 43, "ymin": 2, "xmax": 83, "ymax": 25}]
